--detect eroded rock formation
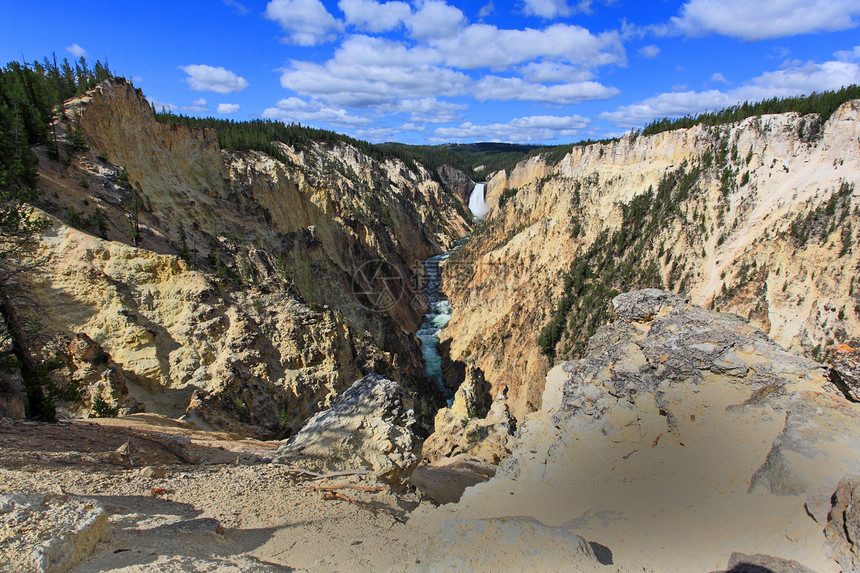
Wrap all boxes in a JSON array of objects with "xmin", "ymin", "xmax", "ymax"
[
  {"xmin": 416, "ymin": 289, "xmax": 860, "ymax": 572},
  {"xmin": 442, "ymin": 102, "xmax": 860, "ymax": 421},
  {"xmin": 276, "ymin": 374, "xmax": 421, "ymax": 483}
]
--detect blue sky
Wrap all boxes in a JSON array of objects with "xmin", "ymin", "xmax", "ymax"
[{"xmin": 3, "ymin": 0, "xmax": 860, "ymax": 144}]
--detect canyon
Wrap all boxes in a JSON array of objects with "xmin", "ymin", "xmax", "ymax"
[{"xmin": 1, "ymin": 79, "xmax": 860, "ymax": 572}]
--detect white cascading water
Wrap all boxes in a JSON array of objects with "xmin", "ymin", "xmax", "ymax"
[
  {"xmin": 416, "ymin": 239, "xmax": 466, "ymax": 405},
  {"xmin": 468, "ymin": 183, "xmax": 489, "ymax": 220}
]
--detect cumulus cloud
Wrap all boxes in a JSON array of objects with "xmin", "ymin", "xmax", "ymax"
[
  {"xmin": 407, "ymin": 0, "xmax": 466, "ymax": 40},
  {"xmin": 600, "ymin": 56, "xmax": 860, "ymax": 128},
  {"xmin": 433, "ymin": 114, "xmax": 590, "ymax": 142},
  {"xmin": 376, "ymin": 98, "xmax": 467, "ymax": 123},
  {"xmin": 263, "ymin": 97, "xmax": 373, "ymax": 127},
  {"xmin": 338, "ymin": 0, "xmax": 411, "ymax": 32},
  {"xmin": 66, "ymin": 43, "xmax": 87, "ymax": 58},
  {"xmin": 836, "ymin": 45, "xmax": 860, "ymax": 61},
  {"xmin": 477, "ymin": 75, "xmax": 618, "ymax": 104},
  {"xmin": 279, "ymin": 36, "xmax": 469, "ymax": 107},
  {"xmin": 180, "ymin": 65, "xmax": 249, "ymax": 94},
  {"xmin": 185, "ymin": 98, "xmax": 209, "ymax": 112},
  {"xmin": 711, "ymin": 72, "xmax": 729, "ymax": 84},
  {"xmin": 265, "ymin": 0, "xmax": 343, "ymax": 45},
  {"xmin": 520, "ymin": 61, "xmax": 597, "ymax": 83},
  {"xmin": 478, "ymin": 1, "xmax": 495, "ymax": 18},
  {"xmin": 432, "ymin": 24, "xmax": 625, "ymax": 70},
  {"xmin": 218, "ymin": 103, "xmax": 241, "ymax": 113},
  {"xmin": 638, "ymin": 45, "xmax": 660, "ymax": 59},
  {"xmin": 521, "ymin": 0, "xmax": 594, "ymax": 18},
  {"xmin": 672, "ymin": 0, "xmax": 860, "ymax": 40}
]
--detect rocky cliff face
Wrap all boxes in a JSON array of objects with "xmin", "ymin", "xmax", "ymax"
[
  {"xmin": 416, "ymin": 289, "xmax": 860, "ymax": 572},
  {"xmin": 19, "ymin": 78, "xmax": 470, "ymax": 433},
  {"xmin": 442, "ymin": 102, "xmax": 860, "ymax": 421}
]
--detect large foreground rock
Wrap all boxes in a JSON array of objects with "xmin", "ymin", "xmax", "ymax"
[
  {"xmin": 276, "ymin": 374, "xmax": 421, "ymax": 483},
  {"xmin": 0, "ymin": 494, "xmax": 108, "ymax": 572},
  {"xmin": 416, "ymin": 290, "xmax": 860, "ymax": 572}
]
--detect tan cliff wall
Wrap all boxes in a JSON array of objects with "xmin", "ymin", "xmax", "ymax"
[
  {"xmin": 442, "ymin": 101, "xmax": 860, "ymax": 421},
  {"xmin": 21, "ymin": 78, "xmax": 470, "ymax": 433}
]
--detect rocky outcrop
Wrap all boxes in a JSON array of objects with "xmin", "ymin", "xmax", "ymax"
[
  {"xmin": 421, "ymin": 369, "xmax": 514, "ymax": 464},
  {"xmin": 415, "ymin": 290, "xmax": 860, "ymax": 572},
  {"xmin": 52, "ymin": 333, "xmax": 140, "ymax": 417},
  {"xmin": 441, "ymin": 102, "xmax": 860, "ymax": 422},
  {"xmin": 436, "ymin": 165, "xmax": 475, "ymax": 204},
  {"xmin": 413, "ymin": 516, "xmax": 601, "ymax": 573},
  {"xmin": 23, "ymin": 77, "xmax": 470, "ymax": 432},
  {"xmin": 825, "ymin": 476, "xmax": 860, "ymax": 569},
  {"xmin": 0, "ymin": 494, "xmax": 108, "ymax": 573},
  {"xmin": 276, "ymin": 374, "xmax": 421, "ymax": 483}
]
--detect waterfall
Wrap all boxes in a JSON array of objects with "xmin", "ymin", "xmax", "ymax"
[{"xmin": 468, "ymin": 183, "xmax": 489, "ymax": 220}]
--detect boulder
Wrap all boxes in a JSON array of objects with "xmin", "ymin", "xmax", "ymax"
[
  {"xmin": 413, "ymin": 516, "xmax": 601, "ymax": 573},
  {"xmin": 611, "ymin": 288, "xmax": 688, "ymax": 322},
  {"xmin": 824, "ymin": 476, "xmax": 860, "ymax": 569},
  {"xmin": 276, "ymin": 374, "xmax": 421, "ymax": 483},
  {"xmin": 0, "ymin": 494, "xmax": 109, "ymax": 572}
]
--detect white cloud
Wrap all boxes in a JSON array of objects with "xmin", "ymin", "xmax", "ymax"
[
  {"xmin": 263, "ymin": 97, "xmax": 373, "ymax": 127},
  {"xmin": 354, "ymin": 126, "xmax": 406, "ymax": 141},
  {"xmin": 638, "ymin": 45, "xmax": 660, "ymax": 59},
  {"xmin": 265, "ymin": 0, "xmax": 343, "ymax": 45},
  {"xmin": 377, "ymin": 98, "xmax": 467, "ymax": 123},
  {"xmin": 600, "ymin": 57, "xmax": 860, "ymax": 128},
  {"xmin": 711, "ymin": 72, "xmax": 729, "ymax": 84},
  {"xmin": 179, "ymin": 98, "xmax": 209, "ymax": 112},
  {"xmin": 433, "ymin": 114, "xmax": 590, "ymax": 142},
  {"xmin": 407, "ymin": 0, "xmax": 466, "ymax": 40},
  {"xmin": 279, "ymin": 36, "xmax": 469, "ymax": 107},
  {"xmin": 218, "ymin": 103, "xmax": 241, "ymax": 114},
  {"xmin": 672, "ymin": 0, "xmax": 860, "ymax": 40},
  {"xmin": 836, "ymin": 45, "xmax": 860, "ymax": 61},
  {"xmin": 66, "ymin": 43, "xmax": 87, "ymax": 58},
  {"xmin": 223, "ymin": 0, "xmax": 249, "ymax": 14},
  {"xmin": 477, "ymin": 75, "xmax": 618, "ymax": 103},
  {"xmin": 180, "ymin": 65, "xmax": 249, "ymax": 94},
  {"xmin": 148, "ymin": 98, "xmax": 178, "ymax": 112},
  {"xmin": 522, "ymin": 0, "xmax": 572, "ymax": 18},
  {"xmin": 477, "ymin": 2, "xmax": 495, "ymax": 18},
  {"xmin": 521, "ymin": 0, "xmax": 594, "ymax": 18},
  {"xmin": 338, "ymin": 0, "xmax": 411, "ymax": 32},
  {"xmin": 520, "ymin": 61, "xmax": 596, "ymax": 83},
  {"xmin": 432, "ymin": 24, "xmax": 625, "ymax": 70}
]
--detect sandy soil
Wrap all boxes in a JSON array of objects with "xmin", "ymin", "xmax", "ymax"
[{"xmin": 0, "ymin": 415, "xmax": 438, "ymax": 572}]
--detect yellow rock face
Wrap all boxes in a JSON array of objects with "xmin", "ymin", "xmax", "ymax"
[{"xmin": 443, "ymin": 101, "xmax": 860, "ymax": 422}]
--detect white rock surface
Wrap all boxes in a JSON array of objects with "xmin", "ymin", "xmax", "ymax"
[{"xmin": 0, "ymin": 494, "xmax": 108, "ymax": 572}]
